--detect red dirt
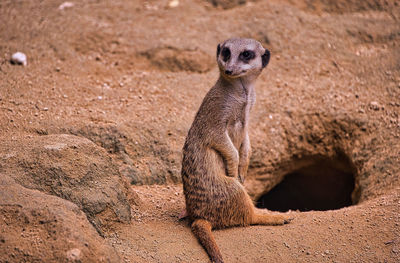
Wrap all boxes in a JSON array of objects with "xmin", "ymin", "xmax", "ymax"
[{"xmin": 1, "ymin": 0, "xmax": 399, "ymax": 262}]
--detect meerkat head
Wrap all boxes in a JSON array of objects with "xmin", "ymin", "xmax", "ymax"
[{"xmin": 216, "ymin": 38, "xmax": 270, "ymax": 81}]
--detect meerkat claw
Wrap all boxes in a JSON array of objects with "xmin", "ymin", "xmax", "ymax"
[{"xmin": 284, "ymin": 217, "xmax": 294, "ymax": 224}]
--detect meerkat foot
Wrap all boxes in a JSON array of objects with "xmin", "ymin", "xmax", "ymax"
[
  {"xmin": 251, "ymin": 211, "xmax": 294, "ymax": 226},
  {"xmin": 192, "ymin": 219, "xmax": 224, "ymax": 263},
  {"xmin": 283, "ymin": 216, "xmax": 294, "ymax": 224}
]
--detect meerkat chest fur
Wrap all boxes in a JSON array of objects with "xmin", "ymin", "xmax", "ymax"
[{"xmin": 225, "ymin": 81, "xmax": 255, "ymax": 148}]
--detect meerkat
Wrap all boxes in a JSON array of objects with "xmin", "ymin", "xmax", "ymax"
[{"xmin": 181, "ymin": 38, "xmax": 292, "ymax": 263}]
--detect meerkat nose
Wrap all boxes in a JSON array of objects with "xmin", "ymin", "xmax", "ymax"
[{"xmin": 225, "ymin": 70, "xmax": 233, "ymax": 75}]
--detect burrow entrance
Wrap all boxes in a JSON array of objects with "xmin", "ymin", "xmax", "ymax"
[{"xmin": 256, "ymin": 154, "xmax": 358, "ymax": 212}]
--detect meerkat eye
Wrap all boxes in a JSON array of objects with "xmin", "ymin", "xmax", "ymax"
[
  {"xmin": 221, "ymin": 47, "xmax": 231, "ymax": 62},
  {"xmin": 240, "ymin": 50, "xmax": 255, "ymax": 61}
]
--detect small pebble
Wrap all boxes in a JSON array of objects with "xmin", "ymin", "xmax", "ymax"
[
  {"xmin": 283, "ymin": 242, "xmax": 290, "ymax": 248},
  {"xmin": 168, "ymin": 0, "xmax": 179, "ymax": 8},
  {"xmin": 369, "ymin": 101, "xmax": 381, "ymax": 111},
  {"xmin": 66, "ymin": 248, "xmax": 81, "ymax": 261},
  {"xmin": 11, "ymin": 52, "xmax": 27, "ymax": 66},
  {"xmin": 59, "ymin": 2, "xmax": 74, "ymax": 10}
]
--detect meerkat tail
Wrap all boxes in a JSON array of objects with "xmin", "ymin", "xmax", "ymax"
[
  {"xmin": 250, "ymin": 208, "xmax": 293, "ymax": 225},
  {"xmin": 191, "ymin": 219, "xmax": 224, "ymax": 263}
]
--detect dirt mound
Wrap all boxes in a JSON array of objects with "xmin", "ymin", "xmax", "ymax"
[
  {"xmin": 206, "ymin": 0, "xmax": 247, "ymax": 9},
  {"xmin": 346, "ymin": 28, "xmax": 400, "ymax": 45},
  {"xmin": 63, "ymin": 123, "xmax": 130, "ymax": 158},
  {"xmin": 246, "ymin": 109, "xmax": 399, "ymax": 209},
  {"xmin": 282, "ymin": 0, "xmax": 400, "ymax": 15},
  {"xmin": 139, "ymin": 46, "xmax": 214, "ymax": 73},
  {"xmin": 245, "ymin": 113, "xmax": 367, "ymax": 201},
  {"xmin": 0, "ymin": 134, "xmax": 140, "ymax": 233},
  {"xmin": 0, "ymin": 175, "xmax": 121, "ymax": 263},
  {"xmin": 56, "ymin": 122, "xmax": 181, "ymax": 185}
]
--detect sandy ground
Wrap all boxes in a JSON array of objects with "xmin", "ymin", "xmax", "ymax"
[{"xmin": 1, "ymin": 0, "xmax": 400, "ymax": 262}]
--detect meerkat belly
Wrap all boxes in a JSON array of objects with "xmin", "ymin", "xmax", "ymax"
[
  {"xmin": 227, "ymin": 120, "xmax": 243, "ymax": 149},
  {"xmin": 227, "ymin": 108, "xmax": 248, "ymax": 149}
]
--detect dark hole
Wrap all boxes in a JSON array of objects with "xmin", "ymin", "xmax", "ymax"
[{"xmin": 256, "ymin": 156, "xmax": 356, "ymax": 212}]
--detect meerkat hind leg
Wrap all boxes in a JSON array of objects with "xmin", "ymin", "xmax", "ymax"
[
  {"xmin": 250, "ymin": 208, "xmax": 293, "ymax": 225},
  {"xmin": 192, "ymin": 219, "xmax": 224, "ymax": 263}
]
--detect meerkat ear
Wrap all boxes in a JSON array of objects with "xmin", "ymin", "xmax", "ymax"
[
  {"xmin": 216, "ymin": 44, "xmax": 221, "ymax": 59},
  {"xmin": 261, "ymin": 49, "xmax": 270, "ymax": 68}
]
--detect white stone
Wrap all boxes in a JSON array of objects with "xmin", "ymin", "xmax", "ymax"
[
  {"xmin": 59, "ymin": 2, "xmax": 74, "ymax": 10},
  {"xmin": 168, "ymin": 0, "xmax": 179, "ymax": 8},
  {"xmin": 11, "ymin": 52, "xmax": 27, "ymax": 66}
]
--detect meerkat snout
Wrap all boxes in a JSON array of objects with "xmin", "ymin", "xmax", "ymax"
[
  {"xmin": 216, "ymin": 38, "xmax": 271, "ymax": 79},
  {"xmin": 225, "ymin": 70, "xmax": 233, "ymax": 75}
]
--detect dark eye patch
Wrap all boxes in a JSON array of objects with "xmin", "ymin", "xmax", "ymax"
[
  {"xmin": 221, "ymin": 47, "xmax": 231, "ymax": 62},
  {"xmin": 239, "ymin": 50, "xmax": 255, "ymax": 62}
]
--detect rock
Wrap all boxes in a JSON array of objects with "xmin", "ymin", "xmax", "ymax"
[
  {"xmin": 0, "ymin": 134, "xmax": 141, "ymax": 234},
  {"xmin": 284, "ymin": 242, "xmax": 290, "ymax": 248},
  {"xmin": 369, "ymin": 101, "xmax": 382, "ymax": 111},
  {"xmin": 0, "ymin": 175, "xmax": 120, "ymax": 263},
  {"xmin": 10, "ymin": 52, "xmax": 27, "ymax": 66},
  {"xmin": 59, "ymin": 2, "xmax": 74, "ymax": 10}
]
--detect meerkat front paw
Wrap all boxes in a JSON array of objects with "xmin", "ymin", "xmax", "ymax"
[{"xmin": 238, "ymin": 165, "xmax": 247, "ymax": 184}]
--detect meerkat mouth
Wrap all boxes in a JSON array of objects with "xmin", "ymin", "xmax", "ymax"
[{"xmin": 225, "ymin": 70, "xmax": 247, "ymax": 78}]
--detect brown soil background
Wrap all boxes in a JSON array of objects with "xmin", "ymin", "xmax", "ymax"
[{"xmin": 0, "ymin": 0, "xmax": 399, "ymax": 262}]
